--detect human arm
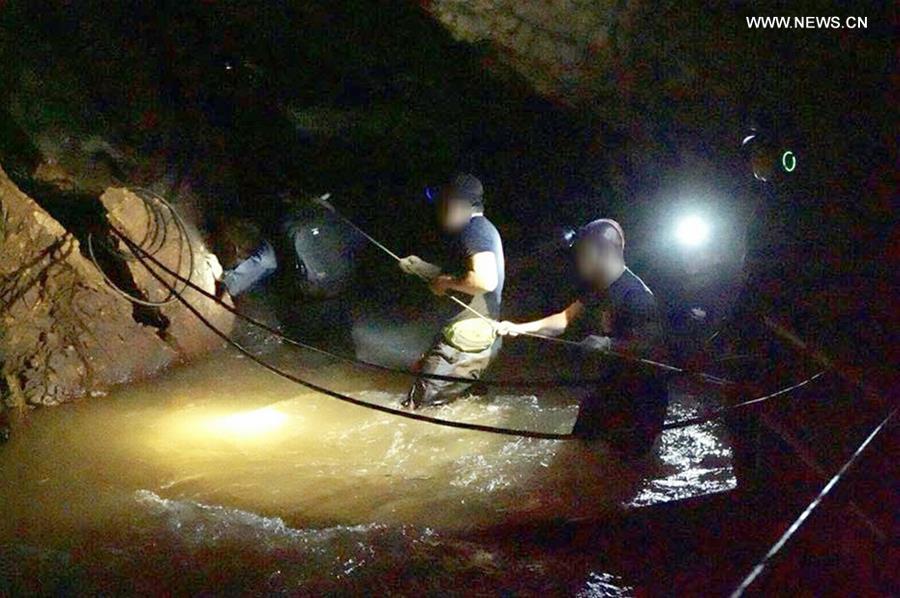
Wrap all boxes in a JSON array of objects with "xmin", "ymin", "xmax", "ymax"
[
  {"xmin": 429, "ymin": 251, "xmax": 498, "ymax": 296},
  {"xmin": 496, "ymin": 301, "xmax": 584, "ymax": 338},
  {"xmin": 220, "ymin": 241, "xmax": 278, "ymax": 297}
]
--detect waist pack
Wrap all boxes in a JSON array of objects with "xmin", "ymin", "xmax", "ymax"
[{"xmin": 442, "ymin": 317, "xmax": 497, "ymax": 352}]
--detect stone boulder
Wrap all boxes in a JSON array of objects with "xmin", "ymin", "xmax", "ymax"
[
  {"xmin": 100, "ymin": 187, "xmax": 235, "ymax": 358},
  {"xmin": 0, "ymin": 166, "xmax": 232, "ymax": 407}
]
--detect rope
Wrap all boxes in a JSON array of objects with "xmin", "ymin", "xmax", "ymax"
[
  {"xmin": 313, "ymin": 194, "xmax": 505, "ymax": 323},
  {"xmin": 107, "ymin": 224, "xmax": 828, "ymax": 440},
  {"xmin": 313, "ymin": 194, "xmax": 733, "ymax": 387},
  {"xmin": 659, "ymin": 370, "xmax": 827, "ymax": 432},
  {"xmin": 730, "ymin": 407, "xmax": 897, "ymax": 597},
  {"xmin": 111, "ymin": 208, "xmax": 732, "ymax": 389}
]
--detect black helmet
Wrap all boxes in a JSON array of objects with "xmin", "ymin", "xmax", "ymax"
[
  {"xmin": 444, "ymin": 173, "xmax": 485, "ymax": 208},
  {"xmin": 574, "ymin": 218, "xmax": 625, "ymax": 253}
]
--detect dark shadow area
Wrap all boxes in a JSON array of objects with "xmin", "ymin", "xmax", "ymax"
[{"xmin": 0, "ymin": 112, "xmax": 169, "ymax": 331}]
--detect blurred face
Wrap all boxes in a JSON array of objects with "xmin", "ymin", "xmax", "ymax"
[
  {"xmin": 750, "ymin": 145, "xmax": 776, "ymax": 182},
  {"xmin": 437, "ymin": 194, "xmax": 473, "ymax": 232},
  {"xmin": 575, "ymin": 240, "xmax": 624, "ymax": 289}
]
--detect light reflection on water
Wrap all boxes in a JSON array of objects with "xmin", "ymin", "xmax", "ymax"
[{"xmin": 0, "ymin": 346, "xmax": 734, "ymax": 593}]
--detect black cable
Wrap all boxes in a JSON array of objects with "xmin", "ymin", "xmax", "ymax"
[
  {"xmin": 86, "ymin": 187, "xmax": 194, "ymax": 307},
  {"xmin": 113, "ymin": 227, "xmax": 575, "ymax": 440},
  {"xmin": 115, "ymin": 219, "xmax": 740, "ymax": 389},
  {"xmin": 109, "ymin": 225, "xmax": 829, "ymax": 440}
]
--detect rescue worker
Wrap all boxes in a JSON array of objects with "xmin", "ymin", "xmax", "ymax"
[
  {"xmin": 497, "ymin": 219, "xmax": 669, "ymax": 457},
  {"xmin": 399, "ymin": 174, "xmax": 505, "ymax": 409}
]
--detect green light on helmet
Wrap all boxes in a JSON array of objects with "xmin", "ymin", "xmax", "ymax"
[{"xmin": 782, "ymin": 150, "xmax": 797, "ymax": 173}]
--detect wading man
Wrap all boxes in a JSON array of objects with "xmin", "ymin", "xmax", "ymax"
[
  {"xmin": 399, "ymin": 174, "xmax": 505, "ymax": 409},
  {"xmin": 497, "ymin": 219, "xmax": 668, "ymax": 457}
]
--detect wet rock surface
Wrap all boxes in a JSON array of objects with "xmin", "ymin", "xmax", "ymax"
[
  {"xmin": 101, "ymin": 187, "xmax": 235, "ymax": 358},
  {"xmin": 0, "ymin": 166, "xmax": 230, "ymax": 407},
  {"xmin": 423, "ymin": 0, "xmax": 618, "ymax": 101}
]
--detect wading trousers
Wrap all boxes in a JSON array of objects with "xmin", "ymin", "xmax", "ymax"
[{"xmin": 403, "ymin": 336, "xmax": 501, "ymax": 409}]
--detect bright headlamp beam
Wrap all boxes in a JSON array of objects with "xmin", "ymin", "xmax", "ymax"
[{"xmin": 675, "ymin": 215, "xmax": 710, "ymax": 248}]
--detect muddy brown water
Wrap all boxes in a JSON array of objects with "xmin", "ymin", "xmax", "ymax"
[{"xmin": 0, "ymin": 342, "xmax": 734, "ymax": 595}]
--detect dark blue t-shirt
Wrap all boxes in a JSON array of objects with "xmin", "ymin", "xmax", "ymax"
[
  {"xmin": 445, "ymin": 215, "xmax": 505, "ymax": 321},
  {"xmin": 578, "ymin": 267, "xmax": 665, "ymax": 358}
]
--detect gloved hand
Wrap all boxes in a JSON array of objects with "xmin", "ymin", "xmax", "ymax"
[
  {"xmin": 494, "ymin": 321, "xmax": 525, "ymax": 337},
  {"xmin": 581, "ymin": 335, "xmax": 613, "ymax": 352},
  {"xmin": 399, "ymin": 255, "xmax": 442, "ymax": 281}
]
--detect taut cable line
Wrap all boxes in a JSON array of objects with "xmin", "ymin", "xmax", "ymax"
[{"xmin": 730, "ymin": 407, "xmax": 897, "ymax": 597}]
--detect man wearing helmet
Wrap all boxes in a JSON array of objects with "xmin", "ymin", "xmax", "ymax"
[
  {"xmin": 398, "ymin": 173, "xmax": 506, "ymax": 409},
  {"xmin": 497, "ymin": 219, "xmax": 668, "ymax": 456}
]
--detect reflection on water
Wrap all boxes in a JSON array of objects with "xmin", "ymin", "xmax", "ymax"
[
  {"xmin": 577, "ymin": 572, "xmax": 635, "ymax": 597},
  {"xmin": 0, "ymin": 346, "xmax": 734, "ymax": 593},
  {"xmin": 627, "ymin": 398, "xmax": 736, "ymax": 507}
]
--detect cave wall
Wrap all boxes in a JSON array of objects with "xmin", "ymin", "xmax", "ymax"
[
  {"xmin": 0, "ymin": 167, "xmax": 169, "ymax": 406},
  {"xmin": 422, "ymin": 0, "xmax": 618, "ymax": 103},
  {"xmin": 0, "ymin": 167, "xmax": 231, "ymax": 408}
]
